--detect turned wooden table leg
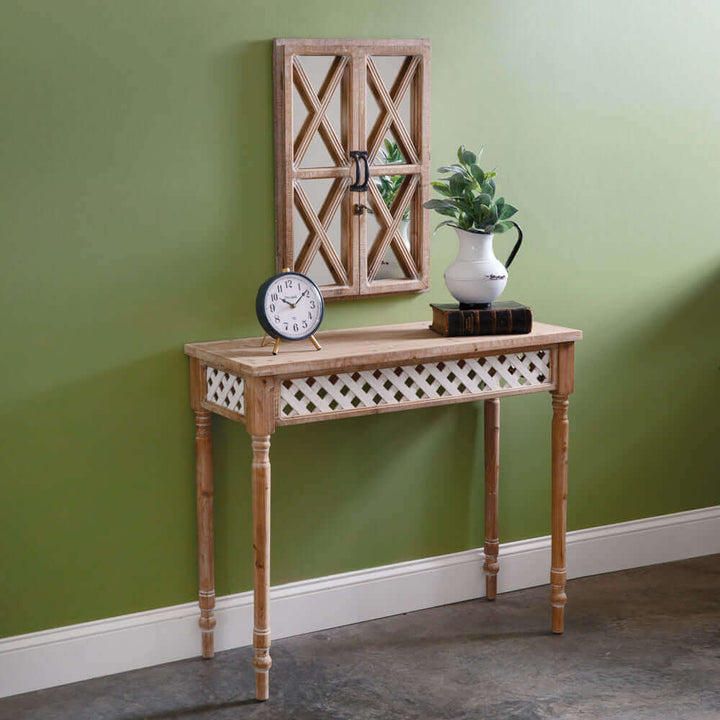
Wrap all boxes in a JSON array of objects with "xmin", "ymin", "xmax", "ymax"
[
  {"xmin": 550, "ymin": 392, "xmax": 569, "ymax": 633},
  {"xmin": 195, "ymin": 410, "xmax": 216, "ymax": 658},
  {"xmin": 251, "ymin": 435, "xmax": 272, "ymax": 700},
  {"xmin": 484, "ymin": 398, "xmax": 500, "ymax": 600}
]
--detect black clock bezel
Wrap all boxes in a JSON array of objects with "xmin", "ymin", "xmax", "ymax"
[{"xmin": 255, "ymin": 270, "xmax": 325, "ymax": 341}]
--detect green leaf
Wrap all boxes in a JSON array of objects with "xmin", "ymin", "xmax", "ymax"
[
  {"xmin": 458, "ymin": 214, "xmax": 473, "ymax": 230},
  {"xmin": 469, "ymin": 164, "xmax": 485, "ymax": 185},
  {"xmin": 424, "ymin": 198, "xmax": 454, "ymax": 210},
  {"xmin": 452, "ymin": 197, "xmax": 475, "ymax": 215},
  {"xmin": 430, "ymin": 181, "xmax": 453, "ymax": 196},
  {"xmin": 481, "ymin": 178, "xmax": 496, "ymax": 198},
  {"xmin": 461, "ymin": 148, "xmax": 477, "ymax": 165},
  {"xmin": 493, "ymin": 221, "xmax": 513, "ymax": 233},
  {"xmin": 472, "ymin": 197, "xmax": 488, "ymax": 220},
  {"xmin": 435, "ymin": 206, "xmax": 458, "ymax": 217},
  {"xmin": 434, "ymin": 219, "xmax": 458, "ymax": 232},
  {"xmin": 449, "ymin": 173, "xmax": 468, "ymax": 197},
  {"xmin": 380, "ymin": 139, "xmax": 403, "ymax": 164},
  {"xmin": 438, "ymin": 164, "xmax": 467, "ymax": 175},
  {"xmin": 457, "ymin": 145, "xmax": 466, "ymax": 164},
  {"xmin": 488, "ymin": 204, "xmax": 499, "ymax": 225},
  {"xmin": 499, "ymin": 203, "xmax": 518, "ymax": 220}
]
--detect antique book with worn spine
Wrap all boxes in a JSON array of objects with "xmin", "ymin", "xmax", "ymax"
[{"xmin": 430, "ymin": 301, "xmax": 533, "ymax": 337}]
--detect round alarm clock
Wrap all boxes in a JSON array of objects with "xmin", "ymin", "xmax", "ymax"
[{"xmin": 256, "ymin": 270, "xmax": 324, "ymax": 354}]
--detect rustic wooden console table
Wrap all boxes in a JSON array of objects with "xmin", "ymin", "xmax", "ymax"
[{"xmin": 185, "ymin": 321, "xmax": 581, "ymax": 701}]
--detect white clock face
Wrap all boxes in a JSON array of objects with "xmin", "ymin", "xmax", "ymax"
[{"xmin": 264, "ymin": 273, "xmax": 323, "ymax": 339}]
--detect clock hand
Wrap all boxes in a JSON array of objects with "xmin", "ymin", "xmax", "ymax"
[
  {"xmin": 280, "ymin": 298, "xmax": 293, "ymax": 306},
  {"xmin": 289, "ymin": 290, "xmax": 308, "ymax": 309}
]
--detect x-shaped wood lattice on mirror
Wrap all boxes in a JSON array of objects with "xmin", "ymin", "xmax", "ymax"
[{"xmin": 273, "ymin": 39, "xmax": 431, "ymax": 300}]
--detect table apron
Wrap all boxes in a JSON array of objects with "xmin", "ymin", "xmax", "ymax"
[
  {"xmin": 200, "ymin": 344, "xmax": 559, "ymax": 426},
  {"xmin": 276, "ymin": 381, "xmax": 555, "ymax": 426}
]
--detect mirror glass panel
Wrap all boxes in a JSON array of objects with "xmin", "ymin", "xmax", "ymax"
[
  {"xmin": 292, "ymin": 177, "xmax": 350, "ymax": 288},
  {"xmin": 367, "ymin": 174, "xmax": 417, "ymax": 282},
  {"xmin": 293, "ymin": 55, "xmax": 347, "ymax": 170},
  {"xmin": 366, "ymin": 56, "xmax": 413, "ymax": 166},
  {"xmin": 365, "ymin": 55, "xmax": 421, "ymax": 284}
]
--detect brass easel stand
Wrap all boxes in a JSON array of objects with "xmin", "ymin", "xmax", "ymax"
[{"xmin": 261, "ymin": 333, "xmax": 322, "ymax": 355}]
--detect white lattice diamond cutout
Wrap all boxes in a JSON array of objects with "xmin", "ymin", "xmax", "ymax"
[
  {"xmin": 206, "ymin": 367, "xmax": 244, "ymax": 415},
  {"xmin": 280, "ymin": 351, "xmax": 551, "ymax": 418}
]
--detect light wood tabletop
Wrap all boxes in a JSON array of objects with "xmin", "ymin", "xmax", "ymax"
[{"xmin": 185, "ymin": 320, "xmax": 581, "ymax": 377}]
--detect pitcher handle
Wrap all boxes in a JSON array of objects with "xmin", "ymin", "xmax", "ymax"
[{"xmin": 504, "ymin": 221, "xmax": 523, "ymax": 269}]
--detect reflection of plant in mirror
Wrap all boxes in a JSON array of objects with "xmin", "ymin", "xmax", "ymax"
[
  {"xmin": 375, "ymin": 139, "xmax": 409, "ymax": 221},
  {"xmin": 424, "ymin": 145, "xmax": 519, "ymax": 234}
]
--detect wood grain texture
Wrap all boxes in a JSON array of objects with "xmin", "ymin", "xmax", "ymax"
[
  {"xmin": 556, "ymin": 342, "xmax": 575, "ymax": 395},
  {"xmin": 272, "ymin": 39, "xmax": 431, "ymax": 300},
  {"xmin": 272, "ymin": 40, "xmax": 294, "ymax": 276},
  {"xmin": 244, "ymin": 377, "xmax": 277, "ymax": 436},
  {"xmin": 194, "ymin": 410, "xmax": 215, "ymax": 658},
  {"xmin": 198, "ymin": 401, "xmax": 246, "ymax": 425},
  {"xmin": 550, "ymin": 341, "xmax": 575, "ymax": 631},
  {"xmin": 244, "ymin": 376, "xmax": 277, "ymax": 700},
  {"xmin": 484, "ymin": 399, "xmax": 500, "ymax": 600},
  {"xmin": 413, "ymin": 41, "xmax": 430, "ymax": 290},
  {"xmin": 551, "ymin": 393, "xmax": 570, "ymax": 633},
  {"xmin": 348, "ymin": 44, "xmax": 363, "ymax": 294},
  {"xmin": 186, "ymin": 326, "xmax": 580, "ymax": 699},
  {"xmin": 250, "ymin": 435, "xmax": 272, "ymax": 701},
  {"xmin": 189, "ymin": 357, "xmax": 207, "ymax": 411},
  {"xmin": 184, "ymin": 321, "xmax": 582, "ymax": 378}
]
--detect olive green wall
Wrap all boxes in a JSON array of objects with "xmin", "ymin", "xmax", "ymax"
[{"xmin": 1, "ymin": 1, "xmax": 719, "ymax": 638}]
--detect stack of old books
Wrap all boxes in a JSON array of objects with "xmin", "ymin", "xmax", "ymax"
[{"xmin": 430, "ymin": 301, "xmax": 532, "ymax": 337}]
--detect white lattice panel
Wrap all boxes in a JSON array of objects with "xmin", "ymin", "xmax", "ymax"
[
  {"xmin": 206, "ymin": 367, "xmax": 245, "ymax": 415},
  {"xmin": 280, "ymin": 351, "xmax": 551, "ymax": 418}
]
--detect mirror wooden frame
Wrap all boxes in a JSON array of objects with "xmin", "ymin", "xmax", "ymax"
[{"xmin": 273, "ymin": 38, "xmax": 431, "ymax": 300}]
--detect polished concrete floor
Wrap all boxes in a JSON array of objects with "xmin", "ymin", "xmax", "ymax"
[{"xmin": 3, "ymin": 555, "xmax": 719, "ymax": 720}]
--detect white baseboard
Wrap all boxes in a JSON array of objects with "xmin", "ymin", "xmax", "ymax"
[{"xmin": 2, "ymin": 505, "xmax": 719, "ymax": 698}]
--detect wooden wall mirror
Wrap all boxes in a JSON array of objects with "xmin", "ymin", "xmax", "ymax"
[{"xmin": 273, "ymin": 38, "xmax": 431, "ymax": 300}]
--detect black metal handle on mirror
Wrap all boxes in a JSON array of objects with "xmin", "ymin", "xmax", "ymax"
[{"xmin": 349, "ymin": 150, "xmax": 369, "ymax": 192}]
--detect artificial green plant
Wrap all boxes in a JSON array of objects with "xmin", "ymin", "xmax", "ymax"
[{"xmin": 424, "ymin": 145, "xmax": 519, "ymax": 234}]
